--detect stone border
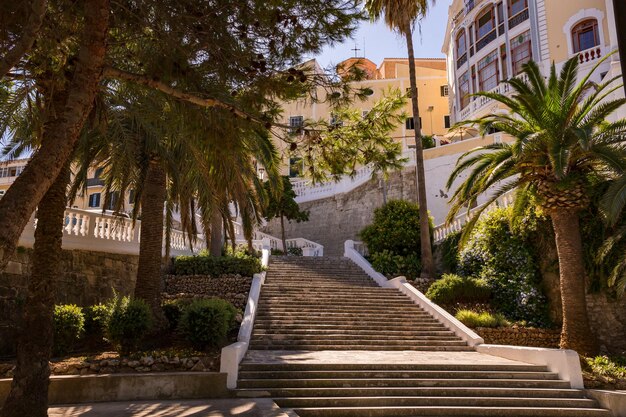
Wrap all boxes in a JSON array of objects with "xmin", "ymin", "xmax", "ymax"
[
  {"xmin": 220, "ymin": 241, "xmax": 270, "ymax": 389},
  {"xmin": 0, "ymin": 372, "xmax": 228, "ymax": 404},
  {"xmin": 476, "ymin": 344, "xmax": 584, "ymax": 389}
]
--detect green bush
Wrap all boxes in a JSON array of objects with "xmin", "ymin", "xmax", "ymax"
[
  {"xmin": 360, "ymin": 200, "xmax": 431, "ymax": 258},
  {"xmin": 287, "ymin": 247, "xmax": 303, "ymax": 256},
  {"xmin": 162, "ymin": 299, "xmax": 190, "ymax": 330},
  {"xmin": 425, "ymin": 273, "xmax": 491, "ymax": 305},
  {"xmin": 106, "ymin": 297, "xmax": 153, "ymax": 354},
  {"xmin": 371, "ymin": 250, "xmax": 421, "ymax": 278},
  {"xmin": 173, "ymin": 253, "xmax": 262, "ymax": 276},
  {"xmin": 585, "ymin": 356, "xmax": 626, "ymax": 380},
  {"xmin": 179, "ymin": 298, "xmax": 237, "ymax": 349},
  {"xmin": 455, "ymin": 309, "xmax": 510, "ymax": 328},
  {"xmin": 84, "ymin": 303, "xmax": 111, "ymax": 341},
  {"xmin": 458, "ymin": 207, "xmax": 550, "ymax": 327},
  {"xmin": 438, "ymin": 230, "xmax": 461, "ymax": 272},
  {"xmin": 53, "ymin": 304, "xmax": 85, "ymax": 356}
]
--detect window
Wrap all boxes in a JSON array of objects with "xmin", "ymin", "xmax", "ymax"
[
  {"xmin": 511, "ymin": 31, "xmax": 532, "ymax": 75},
  {"xmin": 459, "ymin": 71, "xmax": 471, "ymax": 109},
  {"xmin": 476, "ymin": 7, "xmax": 495, "ymax": 40},
  {"xmin": 440, "ymin": 85, "xmax": 449, "ymax": 97},
  {"xmin": 128, "ymin": 189, "xmax": 135, "ymax": 204},
  {"xmin": 405, "ymin": 117, "xmax": 422, "ymax": 130},
  {"xmin": 500, "ymin": 44, "xmax": 508, "ymax": 79},
  {"xmin": 88, "ymin": 193, "xmax": 101, "ymax": 208},
  {"xmin": 288, "ymin": 116, "xmax": 304, "ymax": 134},
  {"xmin": 497, "ymin": 2, "xmax": 504, "ymax": 24},
  {"xmin": 106, "ymin": 192, "xmax": 119, "ymax": 211},
  {"xmin": 289, "ymin": 157, "xmax": 303, "ymax": 178},
  {"xmin": 572, "ymin": 19, "xmax": 599, "ymax": 53},
  {"xmin": 509, "ymin": 0, "xmax": 528, "ymax": 17},
  {"xmin": 477, "ymin": 50, "xmax": 499, "ymax": 91},
  {"xmin": 456, "ymin": 30, "xmax": 467, "ymax": 57},
  {"xmin": 444, "ymin": 115, "xmax": 451, "ymax": 129}
]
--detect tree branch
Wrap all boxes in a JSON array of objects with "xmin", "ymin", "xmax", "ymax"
[{"xmin": 0, "ymin": 0, "xmax": 48, "ymax": 77}]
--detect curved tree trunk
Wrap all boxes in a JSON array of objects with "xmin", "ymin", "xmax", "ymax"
[
  {"xmin": 0, "ymin": 0, "xmax": 109, "ymax": 272},
  {"xmin": 404, "ymin": 25, "xmax": 435, "ymax": 278},
  {"xmin": 0, "ymin": 0, "xmax": 48, "ymax": 77},
  {"xmin": 210, "ymin": 210, "xmax": 223, "ymax": 257},
  {"xmin": 0, "ymin": 163, "xmax": 70, "ymax": 417},
  {"xmin": 550, "ymin": 208, "xmax": 599, "ymax": 356},
  {"xmin": 134, "ymin": 160, "xmax": 167, "ymax": 320}
]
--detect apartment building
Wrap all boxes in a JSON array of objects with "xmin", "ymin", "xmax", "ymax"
[{"xmin": 442, "ymin": 0, "xmax": 623, "ymax": 125}]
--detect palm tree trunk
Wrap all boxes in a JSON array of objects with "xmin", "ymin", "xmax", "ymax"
[
  {"xmin": 0, "ymin": 0, "xmax": 109, "ymax": 272},
  {"xmin": 404, "ymin": 25, "xmax": 435, "ymax": 278},
  {"xmin": 0, "ymin": 163, "xmax": 70, "ymax": 417},
  {"xmin": 134, "ymin": 160, "xmax": 166, "ymax": 320},
  {"xmin": 210, "ymin": 210, "xmax": 222, "ymax": 257},
  {"xmin": 550, "ymin": 208, "xmax": 598, "ymax": 356},
  {"xmin": 280, "ymin": 214, "xmax": 287, "ymax": 255}
]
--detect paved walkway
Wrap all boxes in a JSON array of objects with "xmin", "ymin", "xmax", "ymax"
[{"xmin": 49, "ymin": 399, "xmax": 298, "ymax": 417}]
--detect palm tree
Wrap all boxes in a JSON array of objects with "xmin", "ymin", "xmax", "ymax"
[
  {"xmin": 446, "ymin": 56, "xmax": 626, "ymax": 356},
  {"xmin": 365, "ymin": 0, "xmax": 435, "ymax": 277}
]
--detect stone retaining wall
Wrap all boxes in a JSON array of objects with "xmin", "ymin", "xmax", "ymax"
[
  {"xmin": 163, "ymin": 275, "xmax": 252, "ymax": 310},
  {"xmin": 475, "ymin": 326, "xmax": 560, "ymax": 348}
]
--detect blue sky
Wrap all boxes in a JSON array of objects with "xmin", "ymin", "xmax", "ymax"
[{"xmin": 312, "ymin": 0, "xmax": 453, "ymax": 68}]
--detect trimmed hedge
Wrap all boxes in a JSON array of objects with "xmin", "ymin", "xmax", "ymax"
[
  {"xmin": 425, "ymin": 273, "xmax": 491, "ymax": 305},
  {"xmin": 53, "ymin": 304, "xmax": 85, "ymax": 356},
  {"xmin": 173, "ymin": 254, "xmax": 262, "ymax": 276},
  {"xmin": 179, "ymin": 298, "xmax": 237, "ymax": 349},
  {"xmin": 106, "ymin": 297, "xmax": 153, "ymax": 354}
]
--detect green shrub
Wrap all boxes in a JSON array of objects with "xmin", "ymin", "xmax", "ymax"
[
  {"xmin": 287, "ymin": 247, "xmax": 303, "ymax": 256},
  {"xmin": 455, "ymin": 309, "xmax": 509, "ymax": 328},
  {"xmin": 106, "ymin": 297, "xmax": 153, "ymax": 354},
  {"xmin": 360, "ymin": 200, "xmax": 432, "ymax": 258},
  {"xmin": 585, "ymin": 356, "xmax": 626, "ymax": 380},
  {"xmin": 371, "ymin": 250, "xmax": 421, "ymax": 278},
  {"xmin": 84, "ymin": 303, "xmax": 111, "ymax": 341},
  {"xmin": 425, "ymin": 274, "xmax": 491, "ymax": 305},
  {"xmin": 458, "ymin": 207, "xmax": 550, "ymax": 327},
  {"xmin": 162, "ymin": 299, "xmax": 190, "ymax": 330},
  {"xmin": 173, "ymin": 253, "xmax": 262, "ymax": 276},
  {"xmin": 53, "ymin": 304, "xmax": 85, "ymax": 356},
  {"xmin": 179, "ymin": 298, "xmax": 237, "ymax": 349},
  {"xmin": 438, "ymin": 230, "xmax": 461, "ymax": 272}
]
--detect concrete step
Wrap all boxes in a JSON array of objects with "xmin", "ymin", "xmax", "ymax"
[
  {"xmin": 251, "ymin": 335, "xmax": 463, "ymax": 342},
  {"xmin": 252, "ymin": 324, "xmax": 451, "ymax": 331},
  {"xmin": 275, "ymin": 396, "xmax": 598, "ymax": 408},
  {"xmin": 249, "ymin": 340, "xmax": 468, "ymax": 347},
  {"xmin": 237, "ymin": 378, "xmax": 571, "ymax": 389},
  {"xmin": 238, "ymin": 363, "xmax": 550, "ymax": 372},
  {"xmin": 238, "ymin": 370, "xmax": 560, "ymax": 380},
  {"xmin": 253, "ymin": 312, "xmax": 438, "ymax": 320},
  {"xmin": 235, "ymin": 386, "xmax": 583, "ymax": 399},
  {"xmin": 256, "ymin": 303, "xmax": 423, "ymax": 310},
  {"xmin": 290, "ymin": 405, "xmax": 610, "ymax": 417},
  {"xmin": 248, "ymin": 345, "xmax": 475, "ymax": 351},
  {"xmin": 252, "ymin": 319, "xmax": 447, "ymax": 326},
  {"xmin": 251, "ymin": 329, "xmax": 457, "ymax": 336}
]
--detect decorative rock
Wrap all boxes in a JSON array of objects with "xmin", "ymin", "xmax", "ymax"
[{"xmin": 140, "ymin": 356, "xmax": 154, "ymax": 366}]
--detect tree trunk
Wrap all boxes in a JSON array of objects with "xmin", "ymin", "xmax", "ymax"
[
  {"xmin": 550, "ymin": 208, "xmax": 598, "ymax": 356},
  {"xmin": 210, "ymin": 210, "xmax": 222, "ymax": 257},
  {"xmin": 404, "ymin": 25, "xmax": 435, "ymax": 278},
  {"xmin": 382, "ymin": 179, "xmax": 388, "ymax": 204},
  {"xmin": 0, "ymin": 0, "xmax": 48, "ymax": 77},
  {"xmin": 280, "ymin": 214, "xmax": 287, "ymax": 255},
  {"xmin": 0, "ymin": 163, "xmax": 70, "ymax": 417},
  {"xmin": 0, "ymin": 0, "xmax": 109, "ymax": 272},
  {"xmin": 134, "ymin": 160, "xmax": 167, "ymax": 320}
]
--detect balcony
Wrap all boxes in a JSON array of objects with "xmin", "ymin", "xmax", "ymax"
[
  {"xmin": 508, "ymin": 8, "xmax": 529, "ymax": 30},
  {"xmin": 476, "ymin": 29, "xmax": 497, "ymax": 53},
  {"xmin": 577, "ymin": 46, "xmax": 602, "ymax": 64},
  {"xmin": 457, "ymin": 53, "xmax": 468, "ymax": 69},
  {"xmin": 86, "ymin": 178, "xmax": 105, "ymax": 187}
]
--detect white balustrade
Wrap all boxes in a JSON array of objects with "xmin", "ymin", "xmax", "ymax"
[{"xmin": 432, "ymin": 190, "xmax": 515, "ymax": 243}]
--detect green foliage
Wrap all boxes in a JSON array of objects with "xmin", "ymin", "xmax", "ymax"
[
  {"xmin": 438, "ymin": 230, "xmax": 461, "ymax": 272},
  {"xmin": 173, "ymin": 253, "xmax": 262, "ymax": 276},
  {"xmin": 179, "ymin": 298, "xmax": 238, "ymax": 350},
  {"xmin": 360, "ymin": 200, "xmax": 430, "ymax": 257},
  {"xmin": 162, "ymin": 299, "xmax": 191, "ymax": 331},
  {"xmin": 425, "ymin": 274, "xmax": 492, "ymax": 305},
  {"xmin": 422, "ymin": 135, "xmax": 436, "ymax": 149},
  {"xmin": 106, "ymin": 297, "xmax": 153, "ymax": 354},
  {"xmin": 585, "ymin": 356, "xmax": 626, "ymax": 380},
  {"xmin": 455, "ymin": 309, "xmax": 510, "ymax": 328},
  {"xmin": 287, "ymin": 246, "xmax": 303, "ymax": 256},
  {"xmin": 371, "ymin": 250, "xmax": 421, "ymax": 278},
  {"xmin": 264, "ymin": 176, "xmax": 309, "ymax": 224},
  {"xmin": 53, "ymin": 304, "xmax": 85, "ymax": 356},
  {"xmin": 83, "ymin": 303, "xmax": 112, "ymax": 341},
  {"xmin": 458, "ymin": 208, "xmax": 551, "ymax": 327}
]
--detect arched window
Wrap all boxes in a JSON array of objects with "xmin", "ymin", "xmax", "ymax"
[
  {"xmin": 476, "ymin": 6, "xmax": 496, "ymax": 40},
  {"xmin": 572, "ymin": 19, "xmax": 599, "ymax": 53},
  {"xmin": 456, "ymin": 30, "xmax": 467, "ymax": 57}
]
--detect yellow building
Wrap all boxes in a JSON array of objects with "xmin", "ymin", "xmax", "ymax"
[
  {"xmin": 442, "ymin": 0, "xmax": 623, "ymax": 125},
  {"xmin": 276, "ymin": 57, "xmax": 451, "ymax": 177}
]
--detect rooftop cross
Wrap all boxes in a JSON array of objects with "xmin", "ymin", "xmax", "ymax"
[{"xmin": 351, "ymin": 43, "xmax": 361, "ymax": 57}]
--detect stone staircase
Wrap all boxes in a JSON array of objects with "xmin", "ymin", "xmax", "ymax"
[{"xmin": 239, "ymin": 256, "xmax": 610, "ymax": 417}]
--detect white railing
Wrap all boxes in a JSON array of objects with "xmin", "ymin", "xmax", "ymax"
[
  {"xmin": 433, "ymin": 191, "xmax": 515, "ymax": 243},
  {"xmin": 18, "ymin": 207, "xmax": 204, "ymax": 257},
  {"xmin": 231, "ymin": 220, "xmax": 323, "ymax": 256},
  {"xmin": 292, "ymin": 150, "xmax": 415, "ymax": 203},
  {"xmin": 285, "ymin": 237, "xmax": 324, "ymax": 256}
]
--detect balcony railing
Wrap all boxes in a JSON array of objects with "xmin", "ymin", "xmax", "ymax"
[
  {"xmin": 578, "ymin": 46, "xmax": 602, "ymax": 64},
  {"xmin": 476, "ymin": 29, "xmax": 497, "ymax": 53},
  {"xmin": 86, "ymin": 178, "xmax": 105, "ymax": 187},
  {"xmin": 457, "ymin": 53, "xmax": 468, "ymax": 69},
  {"xmin": 508, "ymin": 8, "xmax": 529, "ymax": 30}
]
